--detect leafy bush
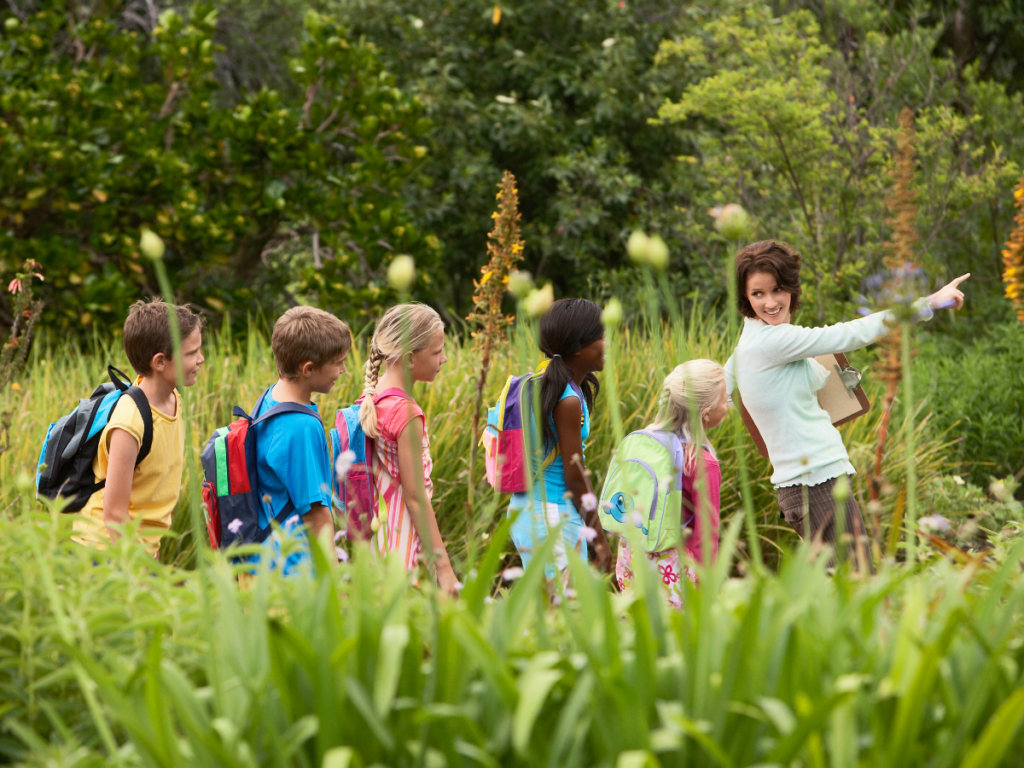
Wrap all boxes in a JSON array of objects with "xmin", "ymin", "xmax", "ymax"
[
  {"xmin": 0, "ymin": 1, "xmax": 437, "ymax": 335},
  {"xmin": 915, "ymin": 321, "xmax": 1024, "ymax": 494}
]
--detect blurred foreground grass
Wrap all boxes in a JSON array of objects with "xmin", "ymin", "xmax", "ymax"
[{"xmin": 3, "ymin": 491, "xmax": 1024, "ymax": 766}]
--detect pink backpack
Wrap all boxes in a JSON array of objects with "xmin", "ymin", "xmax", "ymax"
[
  {"xmin": 481, "ymin": 366, "xmax": 581, "ymax": 493},
  {"xmin": 330, "ymin": 388, "xmax": 407, "ymax": 541}
]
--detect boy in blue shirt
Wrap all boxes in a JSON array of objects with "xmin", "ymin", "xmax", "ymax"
[{"xmin": 254, "ymin": 306, "xmax": 351, "ymax": 575}]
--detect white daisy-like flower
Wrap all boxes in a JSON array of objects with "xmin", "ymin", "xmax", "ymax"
[
  {"xmin": 501, "ymin": 567, "xmax": 524, "ymax": 582},
  {"xmin": 919, "ymin": 514, "xmax": 951, "ymax": 533},
  {"xmin": 335, "ymin": 449, "xmax": 357, "ymax": 479}
]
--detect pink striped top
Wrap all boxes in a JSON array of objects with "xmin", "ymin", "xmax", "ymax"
[{"xmin": 370, "ymin": 394, "xmax": 433, "ymax": 570}]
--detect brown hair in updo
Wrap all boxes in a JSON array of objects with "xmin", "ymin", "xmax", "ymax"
[{"xmin": 734, "ymin": 240, "xmax": 802, "ymax": 319}]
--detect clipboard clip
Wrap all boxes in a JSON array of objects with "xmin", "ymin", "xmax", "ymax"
[{"xmin": 834, "ymin": 364, "xmax": 862, "ymax": 397}]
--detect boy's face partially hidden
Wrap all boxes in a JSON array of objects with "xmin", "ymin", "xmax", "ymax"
[
  {"xmin": 149, "ymin": 328, "xmax": 205, "ymax": 388},
  {"xmin": 305, "ymin": 352, "xmax": 349, "ymax": 395}
]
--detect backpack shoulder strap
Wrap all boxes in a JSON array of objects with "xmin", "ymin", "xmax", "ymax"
[
  {"xmin": 107, "ymin": 364, "xmax": 132, "ymax": 392},
  {"xmin": 252, "ymin": 401, "xmax": 324, "ymax": 425},
  {"xmin": 123, "ymin": 386, "xmax": 154, "ymax": 467},
  {"xmin": 567, "ymin": 379, "xmax": 585, "ymax": 402}
]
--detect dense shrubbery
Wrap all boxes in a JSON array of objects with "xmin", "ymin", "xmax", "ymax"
[
  {"xmin": 916, "ymin": 320, "xmax": 1024, "ymax": 493},
  {"xmin": 3, "ymin": 0, "xmax": 1023, "ymax": 332},
  {"xmin": 0, "ymin": 1, "xmax": 437, "ymax": 334},
  {"xmin": 4, "ymin": 487, "xmax": 1024, "ymax": 766}
]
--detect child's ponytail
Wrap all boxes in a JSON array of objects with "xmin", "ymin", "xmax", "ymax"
[
  {"xmin": 538, "ymin": 299, "xmax": 604, "ymax": 448},
  {"xmin": 360, "ymin": 341, "xmax": 386, "ymax": 438},
  {"xmin": 653, "ymin": 359, "xmax": 725, "ymax": 469}
]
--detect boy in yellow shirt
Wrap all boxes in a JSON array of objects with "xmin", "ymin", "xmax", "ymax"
[{"xmin": 72, "ymin": 300, "xmax": 205, "ymax": 557}]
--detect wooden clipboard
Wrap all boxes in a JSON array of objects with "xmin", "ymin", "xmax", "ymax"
[{"xmin": 737, "ymin": 352, "xmax": 871, "ymax": 459}]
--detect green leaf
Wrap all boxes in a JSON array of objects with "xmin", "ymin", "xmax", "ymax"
[
  {"xmin": 512, "ymin": 653, "xmax": 563, "ymax": 757},
  {"xmin": 373, "ymin": 624, "xmax": 409, "ymax": 717},
  {"xmin": 959, "ymin": 688, "xmax": 1024, "ymax": 768}
]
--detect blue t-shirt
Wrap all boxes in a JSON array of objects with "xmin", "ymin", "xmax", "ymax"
[
  {"xmin": 253, "ymin": 387, "xmax": 331, "ymax": 527},
  {"xmin": 252, "ymin": 387, "xmax": 331, "ymax": 577}
]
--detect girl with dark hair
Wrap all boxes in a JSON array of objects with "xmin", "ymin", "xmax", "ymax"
[
  {"xmin": 508, "ymin": 298, "xmax": 614, "ymax": 579},
  {"xmin": 726, "ymin": 240, "xmax": 970, "ymax": 570}
]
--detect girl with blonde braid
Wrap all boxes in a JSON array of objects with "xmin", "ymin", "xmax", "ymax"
[
  {"xmin": 616, "ymin": 360, "xmax": 728, "ymax": 609},
  {"xmin": 359, "ymin": 304, "xmax": 459, "ymax": 594}
]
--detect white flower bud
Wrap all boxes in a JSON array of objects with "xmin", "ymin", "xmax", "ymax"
[
  {"xmin": 523, "ymin": 283, "xmax": 554, "ymax": 317},
  {"xmin": 507, "ymin": 269, "xmax": 534, "ymax": 299},
  {"xmin": 713, "ymin": 203, "xmax": 751, "ymax": 241},
  {"xmin": 647, "ymin": 234, "xmax": 669, "ymax": 270},
  {"xmin": 602, "ymin": 297, "xmax": 623, "ymax": 327},
  {"xmin": 387, "ymin": 255, "xmax": 416, "ymax": 291},
  {"xmin": 139, "ymin": 227, "xmax": 165, "ymax": 261},
  {"xmin": 626, "ymin": 230, "xmax": 651, "ymax": 264}
]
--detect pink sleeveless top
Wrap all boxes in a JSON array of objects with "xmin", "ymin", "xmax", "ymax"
[{"xmin": 371, "ymin": 394, "xmax": 433, "ymax": 570}]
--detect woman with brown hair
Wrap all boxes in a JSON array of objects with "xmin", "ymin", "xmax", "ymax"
[{"xmin": 724, "ymin": 240, "xmax": 969, "ymax": 568}]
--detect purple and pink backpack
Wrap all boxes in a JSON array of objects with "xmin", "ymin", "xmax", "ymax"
[{"xmin": 481, "ymin": 365, "xmax": 582, "ymax": 493}]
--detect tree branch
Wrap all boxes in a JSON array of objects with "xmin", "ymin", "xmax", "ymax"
[{"xmin": 768, "ymin": 124, "xmax": 816, "ymax": 245}]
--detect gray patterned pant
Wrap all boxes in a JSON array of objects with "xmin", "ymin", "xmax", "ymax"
[{"xmin": 777, "ymin": 476, "xmax": 873, "ymax": 572}]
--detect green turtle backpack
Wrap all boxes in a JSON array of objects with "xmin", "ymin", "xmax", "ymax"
[{"xmin": 598, "ymin": 429, "xmax": 689, "ymax": 553}]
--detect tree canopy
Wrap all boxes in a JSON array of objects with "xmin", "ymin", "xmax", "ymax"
[{"xmin": 1, "ymin": 0, "xmax": 1022, "ymax": 332}]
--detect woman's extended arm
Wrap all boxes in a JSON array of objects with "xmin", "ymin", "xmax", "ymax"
[
  {"xmin": 396, "ymin": 416, "xmax": 459, "ymax": 594},
  {"xmin": 553, "ymin": 397, "xmax": 613, "ymax": 573},
  {"xmin": 762, "ymin": 273, "xmax": 970, "ymax": 365}
]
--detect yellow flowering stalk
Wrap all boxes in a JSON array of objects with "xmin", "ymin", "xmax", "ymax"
[
  {"xmin": 466, "ymin": 171, "xmax": 526, "ymax": 507},
  {"xmin": 869, "ymin": 107, "xmax": 920, "ymax": 555},
  {"xmin": 1, "ymin": 260, "xmax": 44, "ymax": 459},
  {"xmin": 1002, "ymin": 178, "xmax": 1024, "ymax": 323}
]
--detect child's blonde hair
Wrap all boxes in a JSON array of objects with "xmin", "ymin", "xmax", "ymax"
[
  {"xmin": 652, "ymin": 359, "xmax": 726, "ymax": 469},
  {"xmin": 359, "ymin": 303, "xmax": 444, "ymax": 438}
]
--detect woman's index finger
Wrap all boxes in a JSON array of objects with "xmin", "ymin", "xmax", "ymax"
[{"xmin": 951, "ymin": 273, "xmax": 971, "ymax": 286}]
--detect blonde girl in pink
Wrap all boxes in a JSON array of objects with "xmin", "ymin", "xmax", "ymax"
[
  {"xmin": 616, "ymin": 359, "xmax": 728, "ymax": 609},
  {"xmin": 359, "ymin": 304, "xmax": 459, "ymax": 594}
]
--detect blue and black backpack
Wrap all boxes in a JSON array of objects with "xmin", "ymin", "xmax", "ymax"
[{"xmin": 35, "ymin": 366, "xmax": 154, "ymax": 512}]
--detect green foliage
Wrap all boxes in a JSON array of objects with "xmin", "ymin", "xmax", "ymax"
[
  {"xmin": 915, "ymin": 321, "xmax": 1024, "ymax": 493},
  {"xmin": 0, "ymin": 1, "xmax": 436, "ymax": 333},
  {"xmin": 3, "ymin": 0, "xmax": 1023, "ymax": 329},
  {"xmin": 331, "ymin": 0, "xmax": 698, "ymax": 313},
  {"xmin": 655, "ymin": 3, "xmax": 1021, "ymax": 323}
]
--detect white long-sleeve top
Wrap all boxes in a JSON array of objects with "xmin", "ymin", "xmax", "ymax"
[{"xmin": 724, "ymin": 308, "xmax": 922, "ymax": 488}]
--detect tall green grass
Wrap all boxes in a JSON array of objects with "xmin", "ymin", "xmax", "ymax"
[
  {"xmin": 2, "ymin": 302, "xmax": 1021, "ymax": 767},
  {"xmin": 4, "ymin": 496, "xmax": 1024, "ymax": 766},
  {"xmin": 0, "ymin": 313, "xmax": 948, "ymax": 569}
]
